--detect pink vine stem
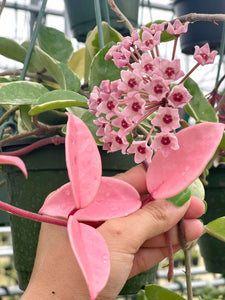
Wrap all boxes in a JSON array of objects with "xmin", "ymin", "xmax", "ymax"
[{"xmin": 0, "ymin": 201, "xmax": 67, "ymax": 227}]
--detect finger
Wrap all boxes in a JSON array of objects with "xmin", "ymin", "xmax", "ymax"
[
  {"xmin": 98, "ymin": 198, "xmax": 191, "ymax": 254},
  {"xmin": 184, "ymin": 196, "xmax": 205, "ymax": 219},
  {"xmin": 142, "ymin": 219, "xmax": 203, "ymax": 248},
  {"xmin": 129, "ymin": 245, "xmax": 181, "ymax": 278},
  {"xmin": 114, "ymin": 164, "xmax": 147, "ymax": 195}
]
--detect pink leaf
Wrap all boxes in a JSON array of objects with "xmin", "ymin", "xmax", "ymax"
[
  {"xmin": 147, "ymin": 122, "xmax": 224, "ymax": 199},
  {"xmin": 66, "ymin": 113, "xmax": 102, "ymax": 209},
  {"xmin": 68, "ymin": 215, "xmax": 110, "ymax": 300},
  {"xmin": 39, "ymin": 182, "xmax": 75, "ymax": 218},
  {"xmin": 75, "ymin": 177, "xmax": 141, "ymax": 222},
  {"xmin": 0, "ymin": 155, "xmax": 27, "ymax": 178}
]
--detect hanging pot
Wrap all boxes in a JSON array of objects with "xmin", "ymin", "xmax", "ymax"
[
  {"xmin": 0, "ymin": 173, "xmax": 10, "ymax": 226},
  {"xmin": 172, "ymin": 0, "xmax": 225, "ymax": 54},
  {"xmin": 64, "ymin": 0, "xmax": 139, "ymax": 42},
  {"xmin": 198, "ymin": 165, "xmax": 225, "ymax": 273}
]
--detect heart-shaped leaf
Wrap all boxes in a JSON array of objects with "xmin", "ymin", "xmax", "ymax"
[
  {"xmin": 66, "ymin": 113, "xmax": 102, "ymax": 209},
  {"xmin": 147, "ymin": 122, "xmax": 224, "ymax": 199},
  {"xmin": 75, "ymin": 177, "xmax": 141, "ymax": 221},
  {"xmin": 205, "ymin": 217, "xmax": 225, "ymax": 242},
  {"xmin": 68, "ymin": 215, "xmax": 110, "ymax": 300}
]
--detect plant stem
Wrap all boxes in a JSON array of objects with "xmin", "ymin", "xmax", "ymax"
[
  {"xmin": 178, "ymin": 217, "xmax": 193, "ymax": 300},
  {"xmin": 0, "ymin": 135, "xmax": 65, "ymax": 156},
  {"xmin": 107, "ymin": 0, "xmax": 134, "ymax": 34},
  {"xmin": 0, "ymin": 201, "xmax": 67, "ymax": 227}
]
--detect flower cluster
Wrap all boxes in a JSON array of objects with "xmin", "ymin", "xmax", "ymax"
[{"xmin": 89, "ymin": 20, "xmax": 217, "ymax": 164}]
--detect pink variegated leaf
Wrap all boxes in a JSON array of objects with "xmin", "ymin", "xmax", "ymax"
[
  {"xmin": 66, "ymin": 113, "xmax": 102, "ymax": 209},
  {"xmin": 68, "ymin": 215, "xmax": 110, "ymax": 300},
  {"xmin": 75, "ymin": 177, "xmax": 141, "ymax": 222},
  {"xmin": 0, "ymin": 155, "xmax": 27, "ymax": 178},
  {"xmin": 39, "ymin": 182, "xmax": 75, "ymax": 218},
  {"xmin": 147, "ymin": 122, "xmax": 224, "ymax": 199}
]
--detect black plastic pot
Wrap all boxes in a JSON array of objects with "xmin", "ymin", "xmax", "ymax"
[
  {"xmin": 0, "ymin": 174, "xmax": 10, "ymax": 226},
  {"xmin": 64, "ymin": 0, "xmax": 139, "ymax": 42},
  {"xmin": 198, "ymin": 165, "xmax": 225, "ymax": 273},
  {"xmin": 172, "ymin": 0, "xmax": 225, "ymax": 54}
]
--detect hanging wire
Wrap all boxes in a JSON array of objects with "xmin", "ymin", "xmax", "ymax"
[
  {"xmin": 20, "ymin": 0, "xmax": 48, "ymax": 80},
  {"xmin": 215, "ymin": 21, "xmax": 225, "ymax": 85},
  {"xmin": 93, "ymin": 0, "xmax": 104, "ymax": 49},
  {"xmin": 101, "ymin": 0, "xmax": 110, "ymax": 25}
]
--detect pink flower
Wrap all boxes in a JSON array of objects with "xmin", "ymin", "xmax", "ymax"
[
  {"xmin": 111, "ymin": 113, "xmax": 133, "ymax": 133},
  {"xmin": 145, "ymin": 76, "xmax": 170, "ymax": 102},
  {"xmin": 194, "ymin": 43, "xmax": 218, "ymax": 65},
  {"xmin": 132, "ymin": 53, "xmax": 159, "ymax": 77},
  {"xmin": 103, "ymin": 130, "xmax": 129, "ymax": 154},
  {"xmin": 118, "ymin": 70, "xmax": 142, "ymax": 92},
  {"xmin": 127, "ymin": 140, "xmax": 153, "ymax": 163},
  {"xmin": 134, "ymin": 29, "xmax": 161, "ymax": 51},
  {"xmin": 94, "ymin": 117, "xmax": 111, "ymax": 137},
  {"xmin": 112, "ymin": 47, "xmax": 131, "ymax": 68},
  {"xmin": 158, "ymin": 58, "xmax": 184, "ymax": 82},
  {"xmin": 89, "ymin": 86, "xmax": 101, "ymax": 115},
  {"xmin": 166, "ymin": 20, "xmax": 189, "ymax": 36},
  {"xmin": 151, "ymin": 106, "xmax": 180, "ymax": 132},
  {"xmin": 123, "ymin": 93, "xmax": 146, "ymax": 122},
  {"xmin": 40, "ymin": 113, "xmax": 141, "ymax": 300},
  {"xmin": 96, "ymin": 95, "xmax": 119, "ymax": 120},
  {"xmin": 167, "ymin": 84, "xmax": 192, "ymax": 108},
  {"xmin": 151, "ymin": 132, "xmax": 179, "ymax": 157}
]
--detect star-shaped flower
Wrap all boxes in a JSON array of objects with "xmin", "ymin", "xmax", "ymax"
[{"xmin": 39, "ymin": 113, "xmax": 141, "ymax": 300}]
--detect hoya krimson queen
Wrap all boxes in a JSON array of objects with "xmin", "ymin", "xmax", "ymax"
[{"xmin": 0, "ymin": 113, "xmax": 224, "ymax": 300}]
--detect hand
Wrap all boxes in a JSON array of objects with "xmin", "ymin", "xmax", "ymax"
[{"xmin": 21, "ymin": 165, "xmax": 205, "ymax": 300}]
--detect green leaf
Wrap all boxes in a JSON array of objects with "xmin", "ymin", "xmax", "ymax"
[
  {"xmin": 37, "ymin": 24, "xmax": 73, "ymax": 63},
  {"xmin": 144, "ymin": 285, "xmax": 185, "ymax": 300},
  {"xmin": 89, "ymin": 42, "xmax": 121, "ymax": 91},
  {"xmin": 184, "ymin": 77, "xmax": 218, "ymax": 123},
  {"xmin": 0, "ymin": 37, "xmax": 26, "ymax": 63},
  {"xmin": 188, "ymin": 178, "xmax": 205, "ymax": 200},
  {"xmin": 167, "ymin": 187, "xmax": 191, "ymax": 206},
  {"xmin": 57, "ymin": 62, "xmax": 81, "ymax": 92},
  {"xmin": 0, "ymin": 81, "xmax": 48, "ymax": 105},
  {"xmin": 29, "ymin": 90, "xmax": 88, "ymax": 116},
  {"xmin": 85, "ymin": 21, "xmax": 122, "ymax": 82},
  {"xmin": 205, "ymin": 217, "xmax": 225, "ymax": 242},
  {"xmin": 22, "ymin": 42, "xmax": 66, "ymax": 89}
]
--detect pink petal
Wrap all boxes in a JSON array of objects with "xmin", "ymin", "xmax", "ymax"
[
  {"xmin": 39, "ymin": 182, "xmax": 74, "ymax": 218},
  {"xmin": 0, "ymin": 155, "xmax": 27, "ymax": 178},
  {"xmin": 68, "ymin": 215, "xmax": 110, "ymax": 300},
  {"xmin": 75, "ymin": 177, "xmax": 141, "ymax": 222},
  {"xmin": 147, "ymin": 122, "xmax": 224, "ymax": 199},
  {"xmin": 66, "ymin": 113, "xmax": 102, "ymax": 209}
]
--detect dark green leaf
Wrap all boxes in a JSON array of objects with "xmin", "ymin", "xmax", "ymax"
[
  {"xmin": 145, "ymin": 284, "xmax": 185, "ymax": 300},
  {"xmin": 167, "ymin": 187, "xmax": 191, "ymax": 206},
  {"xmin": 89, "ymin": 42, "xmax": 121, "ymax": 91},
  {"xmin": 37, "ymin": 24, "xmax": 73, "ymax": 63},
  {"xmin": 205, "ymin": 217, "xmax": 225, "ymax": 242},
  {"xmin": 29, "ymin": 90, "xmax": 88, "ymax": 116},
  {"xmin": 184, "ymin": 77, "xmax": 218, "ymax": 122},
  {"xmin": 0, "ymin": 81, "xmax": 48, "ymax": 105}
]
